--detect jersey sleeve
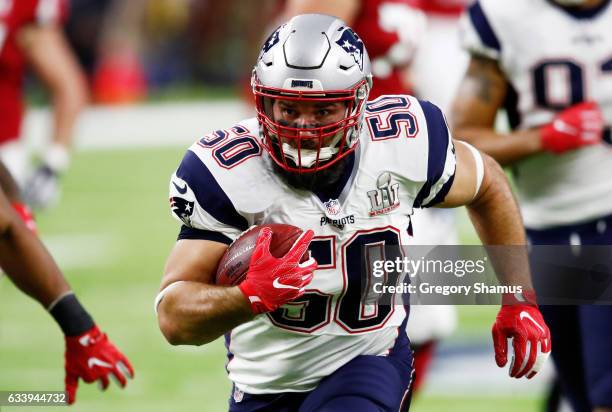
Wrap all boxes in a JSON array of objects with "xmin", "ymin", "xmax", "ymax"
[
  {"xmin": 458, "ymin": 0, "xmax": 501, "ymax": 60},
  {"xmin": 169, "ymin": 149, "xmax": 250, "ymax": 244},
  {"xmin": 413, "ymin": 100, "xmax": 456, "ymax": 208}
]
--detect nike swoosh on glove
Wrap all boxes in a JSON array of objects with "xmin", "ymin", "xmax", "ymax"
[
  {"xmin": 64, "ymin": 325, "xmax": 134, "ymax": 404},
  {"xmin": 492, "ymin": 290, "xmax": 551, "ymax": 379}
]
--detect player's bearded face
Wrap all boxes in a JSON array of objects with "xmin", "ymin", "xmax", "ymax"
[{"xmin": 269, "ymin": 99, "xmax": 351, "ymax": 190}]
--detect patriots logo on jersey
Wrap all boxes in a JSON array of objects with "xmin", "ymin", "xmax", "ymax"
[
  {"xmin": 170, "ymin": 196, "xmax": 195, "ymax": 226},
  {"xmin": 335, "ymin": 28, "xmax": 364, "ymax": 70}
]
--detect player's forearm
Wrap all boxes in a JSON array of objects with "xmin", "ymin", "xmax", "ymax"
[
  {"xmin": 0, "ymin": 215, "xmax": 71, "ymax": 306},
  {"xmin": 453, "ymin": 127, "xmax": 542, "ymax": 166},
  {"xmin": 466, "ymin": 155, "xmax": 533, "ymax": 289},
  {"xmin": 157, "ymin": 282, "xmax": 254, "ymax": 346}
]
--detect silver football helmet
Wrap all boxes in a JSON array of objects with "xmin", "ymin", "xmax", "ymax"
[{"xmin": 252, "ymin": 14, "xmax": 373, "ymax": 173}]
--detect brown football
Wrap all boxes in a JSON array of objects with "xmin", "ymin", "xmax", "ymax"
[{"xmin": 215, "ymin": 224, "xmax": 304, "ymax": 286}]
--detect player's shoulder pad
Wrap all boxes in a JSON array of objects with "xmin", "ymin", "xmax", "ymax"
[
  {"xmin": 413, "ymin": 99, "xmax": 457, "ymax": 208},
  {"xmin": 361, "ymin": 95, "xmax": 456, "ymax": 207},
  {"xmin": 459, "ymin": 0, "xmax": 531, "ymax": 60},
  {"xmin": 169, "ymin": 118, "xmax": 279, "ymax": 233}
]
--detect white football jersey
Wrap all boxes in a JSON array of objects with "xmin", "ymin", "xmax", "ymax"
[
  {"xmin": 460, "ymin": 0, "xmax": 612, "ymax": 229},
  {"xmin": 168, "ymin": 95, "xmax": 456, "ymax": 394}
]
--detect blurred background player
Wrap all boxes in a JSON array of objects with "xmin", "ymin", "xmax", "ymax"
[
  {"xmin": 0, "ymin": 0, "xmax": 87, "ymax": 209},
  {"xmin": 452, "ymin": 0, "xmax": 612, "ymax": 411},
  {"xmin": 0, "ymin": 159, "xmax": 134, "ymax": 405},
  {"xmin": 279, "ymin": 0, "xmax": 463, "ymax": 393},
  {"xmin": 408, "ymin": 0, "xmax": 472, "ymax": 113}
]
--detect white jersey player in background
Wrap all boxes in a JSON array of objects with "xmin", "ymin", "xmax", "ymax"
[
  {"xmin": 156, "ymin": 14, "xmax": 550, "ymax": 411},
  {"xmin": 453, "ymin": 0, "xmax": 612, "ymax": 411}
]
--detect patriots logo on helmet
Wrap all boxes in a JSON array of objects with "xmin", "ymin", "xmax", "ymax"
[
  {"xmin": 170, "ymin": 196, "xmax": 195, "ymax": 226},
  {"xmin": 335, "ymin": 28, "xmax": 364, "ymax": 70},
  {"xmin": 262, "ymin": 26, "xmax": 282, "ymax": 53}
]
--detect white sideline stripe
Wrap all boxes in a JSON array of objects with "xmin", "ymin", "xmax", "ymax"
[
  {"xmin": 22, "ymin": 100, "xmax": 252, "ymax": 151},
  {"xmin": 39, "ymin": 233, "xmax": 118, "ymax": 270}
]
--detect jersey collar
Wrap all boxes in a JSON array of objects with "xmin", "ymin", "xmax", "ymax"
[{"xmin": 313, "ymin": 145, "xmax": 360, "ymax": 206}]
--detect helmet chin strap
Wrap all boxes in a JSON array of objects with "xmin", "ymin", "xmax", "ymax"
[
  {"xmin": 281, "ymin": 142, "xmax": 339, "ymax": 168},
  {"xmin": 276, "ymin": 120, "xmax": 345, "ymax": 168}
]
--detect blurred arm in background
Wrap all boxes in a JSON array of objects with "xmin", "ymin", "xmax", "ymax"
[
  {"xmin": 451, "ymin": 54, "xmax": 603, "ymax": 166},
  {"xmin": 0, "ymin": 159, "xmax": 133, "ymax": 404},
  {"xmin": 18, "ymin": 23, "xmax": 88, "ymax": 209},
  {"xmin": 451, "ymin": 55, "xmax": 542, "ymax": 166}
]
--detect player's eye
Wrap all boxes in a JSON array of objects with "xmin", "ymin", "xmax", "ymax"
[
  {"xmin": 282, "ymin": 108, "xmax": 297, "ymax": 117},
  {"xmin": 316, "ymin": 109, "xmax": 330, "ymax": 117}
]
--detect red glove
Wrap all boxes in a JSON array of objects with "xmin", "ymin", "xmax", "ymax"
[
  {"xmin": 12, "ymin": 202, "xmax": 38, "ymax": 234},
  {"xmin": 492, "ymin": 291, "xmax": 551, "ymax": 379},
  {"xmin": 540, "ymin": 101, "xmax": 604, "ymax": 154},
  {"xmin": 64, "ymin": 325, "xmax": 134, "ymax": 404},
  {"xmin": 238, "ymin": 227, "xmax": 317, "ymax": 314}
]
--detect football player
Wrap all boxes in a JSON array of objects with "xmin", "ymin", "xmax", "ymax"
[
  {"xmin": 0, "ymin": 160, "xmax": 134, "ymax": 404},
  {"xmin": 452, "ymin": 1, "xmax": 612, "ymax": 411},
  {"xmin": 0, "ymin": 0, "xmax": 87, "ymax": 208},
  {"xmin": 157, "ymin": 14, "xmax": 550, "ymax": 411},
  {"xmin": 279, "ymin": 0, "xmax": 459, "ymax": 393}
]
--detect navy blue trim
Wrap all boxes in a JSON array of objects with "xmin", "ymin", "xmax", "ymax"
[
  {"xmin": 390, "ymin": 306, "xmax": 410, "ymax": 355},
  {"xmin": 414, "ymin": 100, "xmax": 455, "ymax": 208},
  {"xmin": 224, "ymin": 332, "xmax": 234, "ymax": 374},
  {"xmin": 503, "ymin": 81, "xmax": 521, "ymax": 131},
  {"xmin": 177, "ymin": 226, "xmax": 232, "ymax": 244},
  {"xmin": 176, "ymin": 150, "xmax": 249, "ymax": 231},
  {"xmin": 546, "ymin": 0, "xmax": 611, "ymax": 19},
  {"xmin": 423, "ymin": 172, "xmax": 455, "ymax": 208},
  {"xmin": 468, "ymin": 2, "xmax": 501, "ymax": 52},
  {"xmin": 314, "ymin": 151, "xmax": 356, "ymax": 203}
]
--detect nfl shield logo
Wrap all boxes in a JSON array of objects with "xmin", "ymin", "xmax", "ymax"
[
  {"xmin": 324, "ymin": 199, "xmax": 341, "ymax": 216},
  {"xmin": 233, "ymin": 386, "xmax": 244, "ymax": 403}
]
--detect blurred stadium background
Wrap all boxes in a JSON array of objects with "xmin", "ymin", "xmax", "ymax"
[{"xmin": 1, "ymin": 0, "xmax": 555, "ymax": 411}]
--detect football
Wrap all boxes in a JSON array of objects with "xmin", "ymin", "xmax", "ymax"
[{"xmin": 215, "ymin": 223, "xmax": 305, "ymax": 286}]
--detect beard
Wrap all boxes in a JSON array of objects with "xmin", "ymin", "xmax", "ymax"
[{"xmin": 268, "ymin": 120, "xmax": 351, "ymax": 191}]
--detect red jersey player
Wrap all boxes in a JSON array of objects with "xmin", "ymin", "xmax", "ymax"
[
  {"xmin": 0, "ymin": 0, "xmax": 87, "ymax": 208},
  {"xmin": 0, "ymin": 160, "xmax": 134, "ymax": 404}
]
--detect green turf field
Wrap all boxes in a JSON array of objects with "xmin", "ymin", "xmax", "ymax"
[{"xmin": 0, "ymin": 148, "xmax": 543, "ymax": 411}]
